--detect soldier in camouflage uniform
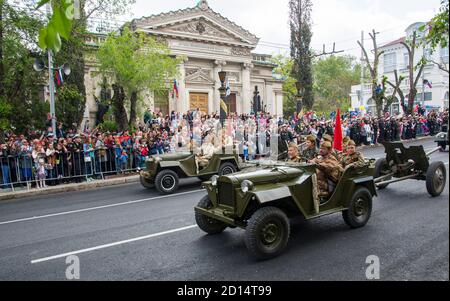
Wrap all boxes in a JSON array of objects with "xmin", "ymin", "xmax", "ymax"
[
  {"xmin": 287, "ymin": 142, "xmax": 302, "ymax": 163},
  {"xmin": 300, "ymin": 135, "xmax": 318, "ymax": 162},
  {"xmin": 309, "ymin": 141, "xmax": 344, "ymax": 201},
  {"xmin": 341, "ymin": 140, "xmax": 366, "ymax": 168},
  {"xmin": 322, "ymin": 134, "xmax": 343, "ymax": 161}
]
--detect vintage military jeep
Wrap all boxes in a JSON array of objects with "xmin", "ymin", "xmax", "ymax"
[
  {"xmin": 194, "ymin": 160, "xmax": 377, "ymax": 260},
  {"xmin": 140, "ymin": 152, "xmax": 240, "ymax": 195}
]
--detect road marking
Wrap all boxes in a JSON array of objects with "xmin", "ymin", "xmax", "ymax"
[
  {"xmin": 0, "ymin": 190, "xmax": 205, "ymax": 226},
  {"xmin": 31, "ymin": 225, "xmax": 197, "ymax": 264}
]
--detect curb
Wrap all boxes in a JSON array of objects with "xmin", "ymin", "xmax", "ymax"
[
  {"xmin": 357, "ymin": 136, "xmax": 433, "ymax": 151},
  {"xmin": 0, "ymin": 175, "xmax": 140, "ymax": 202}
]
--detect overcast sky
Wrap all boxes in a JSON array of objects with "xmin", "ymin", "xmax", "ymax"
[{"xmin": 125, "ymin": 0, "xmax": 442, "ymax": 58}]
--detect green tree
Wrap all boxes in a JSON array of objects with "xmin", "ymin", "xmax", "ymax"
[
  {"xmin": 312, "ymin": 55, "xmax": 361, "ymax": 115},
  {"xmin": 289, "ymin": 0, "xmax": 314, "ymax": 110},
  {"xmin": 421, "ymin": 0, "xmax": 449, "ymax": 50},
  {"xmin": 97, "ymin": 26, "xmax": 180, "ymax": 130},
  {"xmin": 0, "ymin": 0, "xmax": 49, "ymax": 134},
  {"xmin": 270, "ymin": 54, "xmax": 297, "ymax": 117}
]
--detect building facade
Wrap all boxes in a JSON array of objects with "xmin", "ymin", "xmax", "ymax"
[
  {"xmin": 82, "ymin": 0, "xmax": 284, "ymax": 127},
  {"xmin": 350, "ymin": 22, "xmax": 449, "ymax": 115}
]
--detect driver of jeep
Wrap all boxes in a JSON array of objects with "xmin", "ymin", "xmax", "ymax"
[
  {"xmin": 308, "ymin": 141, "xmax": 344, "ymax": 205},
  {"xmin": 195, "ymin": 135, "xmax": 215, "ymax": 173}
]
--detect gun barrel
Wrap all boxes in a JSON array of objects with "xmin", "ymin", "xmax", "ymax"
[{"xmin": 426, "ymin": 147, "xmax": 441, "ymax": 157}]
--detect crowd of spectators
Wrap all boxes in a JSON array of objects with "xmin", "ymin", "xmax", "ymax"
[{"xmin": 1, "ymin": 105, "xmax": 448, "ymax": 190}]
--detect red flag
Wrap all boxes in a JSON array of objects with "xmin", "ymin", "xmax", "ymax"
[{"xmin": 333, "ymin": 108, "xmax": 343, "ymax": 152}]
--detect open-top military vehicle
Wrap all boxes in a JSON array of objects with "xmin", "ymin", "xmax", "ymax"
[
  {"xmin": 194, "ymin": 159, "xmax": 377, "ymax": 260},
  {"xmin": 140, "ymin": 152, "xmax": 240, "ymax": 195},
  {"xmin": 373, "ymin": 142, "xmax": 447, "ymax": 197}
]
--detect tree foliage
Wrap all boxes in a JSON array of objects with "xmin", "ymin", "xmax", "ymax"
[
  {"xmin": 0, "ymin": 0, "xmax": 49, "ymax": 134},
  {"xmin": 97, "ymin": 26, "xmax": 180, "ymax": 129},
  {"xmin": 289, "ymin": 0, "xmax": 314, "ymax": 110},
  {"xmin": 420, "ymin": 0, "xmax": 449, "ymax": 50},
  {"xmin": 312, "ymin": 55, "xmax": 362, "ymax": 114}
]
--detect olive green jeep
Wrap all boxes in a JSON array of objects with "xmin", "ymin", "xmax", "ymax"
[
  {"xmin": 194, "ymin": 160, "xmax": 377, "ymax": 260},
  {"xmin": 140, "ymin": 152, "xmax": 240, "ymax": 195}
]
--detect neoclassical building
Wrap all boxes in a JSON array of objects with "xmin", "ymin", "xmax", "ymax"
[{"xmin": 82, "ymin": 0, "xmax": 284, "ymax": 126}]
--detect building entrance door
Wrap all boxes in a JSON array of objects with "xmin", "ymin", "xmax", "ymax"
[{"xmin": 189, "ymin": 92, "xmax": 209, "ymax": 114}]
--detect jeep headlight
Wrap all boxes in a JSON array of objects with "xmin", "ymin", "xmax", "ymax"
[
  {"xmin": 211, "ymin": 175, "xmax": 219, "ymax": 186},
  {"xmin": 241, "ymin": 180, "xmax": 254, "ymax": 193}
]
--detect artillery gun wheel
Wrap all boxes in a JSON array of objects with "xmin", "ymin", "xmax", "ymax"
[
  {"xmin": 374, "ymin": 158, "xmax": 391, "ymax": 190},
  {"xmin": 140, "ymin": 175, "xmax": 155, "ymax": 189},
  {"xmin": 245, "ymin": 207, "xmax": 290, "ymax": 260},
  {"xmin": 426, "ymin": 162, "xmax": 447, "ymax": 197},
  {"xmin": 195, "ymin": 196, "xmax": 227, "ymax": 234},
  {"xmin": 219, "ymin": 162, "xmax": 237, "ymax": 176},
  {"xmin": 342, "ymin": 187, "xmax": 373, "ymax": 229},
  {"xmin": 155, "ymin": 170, "xmax": 179, "ymax": 195}
]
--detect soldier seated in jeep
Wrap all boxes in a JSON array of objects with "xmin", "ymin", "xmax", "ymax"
[
  {"xmin": 195, "ymin": 135, "xmax": 216, "ymax": 173},
  {"xmin": 287, "ymin": 142, "xmax": 302, "ymax": 163},
  {"xmin": 308, "ymin": 141, "xmax": 344, "ymax": 202},
  {"xmin": 341, "ymin": 140, "xmax": 366, "ymax": 169}
]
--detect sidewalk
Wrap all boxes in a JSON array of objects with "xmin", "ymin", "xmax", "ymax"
[
  {"xmin": 357, "ymin": 135, "xmax": 433, "ymax": 151},
  {"xmin": 0, "ymin": 175, "xmax": 140, "ymax": 202}
]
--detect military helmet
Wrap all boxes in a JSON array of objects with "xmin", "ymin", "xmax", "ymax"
[{"xmin": 322, "ymin": 134, "xmax": 333, "ymax": 142}]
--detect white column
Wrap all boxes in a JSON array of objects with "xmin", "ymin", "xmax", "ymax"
[
  {"xmin": 177, "ymin": 56, "xmax": 188, "ymax": 113},
  {"xmin": 265, "ymin": 84, "xmax": 274, "ymax": 114},
  {"xmin": 214, "ymin": 60, "xmax": 227, "ymax": 115},
  {"xmin": 241, "ymin": 63, "xmax": 253, "ymax": 114}
]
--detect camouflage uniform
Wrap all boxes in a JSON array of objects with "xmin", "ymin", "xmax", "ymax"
[
  {"xmin": 301, "ymin": 147, "xmax": 318, "ymax": 162},
  {"xmin": 289, "ymin": 156, "xmax": 302, "ymax": 163},
  {"xmin": 331, "ymin": 149, "xmax": 343, "ymax": 162},
  {"xmin": 341, "ymin": 152, "xmax": 366, "ymax": 169},
  {"xmin": 315, "ymin": 154, "xmax": 344, "ymax": 198}
]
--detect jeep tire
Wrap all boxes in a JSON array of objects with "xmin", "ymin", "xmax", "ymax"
[
  {"xmin": 155, "ymin": 170, "xmax": 179, "ymax": 195},
  {"xmin": 342, "ymin": 187, "xmax": 373, "ymax": 229},
  {"xmin": 219, "ymin": 162, "xmax": 237, "ymax": 176},
  {"xmin": 140, "ymin": 175, "xmax": 155, "ymax": 189},
  {"xmin": 426, "ymin": 161, "xmax": 447, "ymax": 197},
  {"xmin": 245, "ymin": 207, "xmax": 290, "ymax": 260},
  {"xmin": 195, "ymin": 196, "xmax": 227, "ymax": 235}
]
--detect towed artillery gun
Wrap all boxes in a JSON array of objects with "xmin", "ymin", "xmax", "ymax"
[{"xmin": 374, "ymin": 142, "xmax": 447, "ymax": 197}]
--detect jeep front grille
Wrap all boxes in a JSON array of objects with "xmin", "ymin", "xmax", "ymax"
[{"xmin": 218, "ymin": 182, "xmax": 235, "ymax": 208}]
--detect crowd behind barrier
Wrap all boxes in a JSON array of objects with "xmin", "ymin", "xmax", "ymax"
[{"xmin": 1, "ymin": 106, "xmax": 448, "ymax": 192}]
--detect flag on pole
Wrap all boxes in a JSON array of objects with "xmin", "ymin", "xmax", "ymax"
[
  {"xmin": 173, "ymin": 79, "xmax": 179, "ymax": 99},
  {"xmin": 333, "ymin": 108, "xmax": 343, "ymax": 152},
  {"xmin": 423, "ymin": 79, "xmax": 433, "ymax": 89},
  {"xmin": 225, "ymin": 80, "xmax": 231, "ymax": 97},
  {"xmin": 220, "ymin": 98, "xmax": 228, "ymax": 125},
  {"xmin": 55, "ymin": 68, "xmax": 64, "ymax": 86}
]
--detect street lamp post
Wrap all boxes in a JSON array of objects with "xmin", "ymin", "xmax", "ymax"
[
  {"xmin": 253, "ymin": 86, "xmax": 261, "ymax": 156},
  {"xmin": 33, "ymin": 57, "xmax": 71, "ymax": 137},
  {"xmin": 218, "ymin": 71, "xmax": 227, "ymax": 153}
]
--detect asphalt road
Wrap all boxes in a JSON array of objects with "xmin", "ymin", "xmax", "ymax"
[{"xmin": 0, "ymin": 139, "xmax": 448, "ymax": 281}]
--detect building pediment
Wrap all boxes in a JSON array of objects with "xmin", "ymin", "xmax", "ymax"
[
  {"xmin": 131, "ymin": 1, "xmax": 259, "ymax": 48},
  {"xmin": 185, "ymin": 68, "xmax": 214, "ymax": 84}
]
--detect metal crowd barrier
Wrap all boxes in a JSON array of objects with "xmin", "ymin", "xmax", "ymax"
[{"xmin": 0, "ymin": 148, "xmax": 146, "ymax": 193}]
